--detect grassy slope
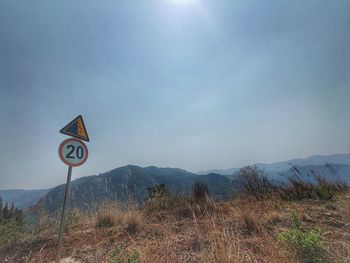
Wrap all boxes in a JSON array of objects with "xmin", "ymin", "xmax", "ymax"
[{"xmin": 1, "ymin": 192, "xmax": 350, "ymax": 263}]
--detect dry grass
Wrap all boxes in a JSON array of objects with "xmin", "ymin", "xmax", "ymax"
[
  {"xmin": 2, "ymin": 191, "xmax": 350, "ymax": 263},
  {"xmin": 264, "ymin": 211, "xmax": 282, "ymax": 226},
  {"xmin": 279, "ymin": 171, "xmax": 348, "ymax": 202},
  {"xmin": 94, "ymin": 202, "xmax": 142, "ymax": 233},
  {"xmin": 200, "ymin": 213, "xmax": 251, "ymax": 263},
  {"xmin": 239, "ymin": 210, "xmax": 262, "ymax": 235},
  {"xmin": 145, "ymin": 193, "xmax": 215, "ymax": 225},
  {"xmin": 199, "ymin": 208, "xmax": 298, "ymax": 263},
  {"xmin": 236, "ymin": 165, "xmax": 348, "ymax": 203}
]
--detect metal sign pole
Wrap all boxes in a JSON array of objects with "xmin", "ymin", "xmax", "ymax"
[{"xmin": 55, "ymin": 166, "xmax": 73, "ymax": 263}]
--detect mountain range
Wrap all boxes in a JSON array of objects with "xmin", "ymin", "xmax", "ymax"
[{"xmin": 2, "ymin": 153, "xmax": 349, "ymax": 211}]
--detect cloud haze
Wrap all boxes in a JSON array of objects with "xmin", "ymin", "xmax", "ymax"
[{"xmin": 1, "ymin": 0, "xmax": 350, "ymax": 189}]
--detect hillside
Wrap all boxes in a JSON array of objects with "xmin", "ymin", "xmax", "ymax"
[
  {"xmin": 37, "ymin": 165, "xmax": 234, "ymax": 213},
  {"xmin": 1, "ymin": 188, "xmax": 350, "ymax": 262}
]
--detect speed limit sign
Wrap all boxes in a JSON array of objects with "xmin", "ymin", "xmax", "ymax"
[{"xmin": 58, "ymin": 138, "xmax": 88, "ymax": 167}]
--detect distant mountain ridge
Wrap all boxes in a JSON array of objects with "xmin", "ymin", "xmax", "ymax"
[
  {"xmin": 197, "ymin": 168, "xmax": 240, "ymax": 176},
  {"xmin": 198, "ymin": 153, "xmax": 350, "ymax": 175}
]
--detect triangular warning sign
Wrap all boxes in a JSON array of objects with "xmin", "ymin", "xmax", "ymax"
[{"xmin": 60, "ymin": 115, "xmax": 90, "ymax": 142}]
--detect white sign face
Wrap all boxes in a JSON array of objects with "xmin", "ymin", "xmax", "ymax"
[{"xmin": 58, "ymin": 138, "xmax": 88, "ymax": 167}]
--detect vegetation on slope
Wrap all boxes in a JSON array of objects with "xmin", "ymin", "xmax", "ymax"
[{"xmin": 36, "ymin": 166, "xmax": 233, "ymax": 214}]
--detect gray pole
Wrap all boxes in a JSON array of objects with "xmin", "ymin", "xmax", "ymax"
[{"xmin": 55, "ymin": 166, "xmax": 73, "ymax": 263}]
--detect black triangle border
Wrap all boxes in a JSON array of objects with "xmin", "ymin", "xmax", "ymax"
[{"xmin": 60, "ymin": 115, "xmax": 90, "ymax": 142}]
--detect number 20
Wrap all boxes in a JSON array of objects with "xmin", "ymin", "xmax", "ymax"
[{"xmin": 66, "ymin": 145, "xmax": 84, "ymax": 159}]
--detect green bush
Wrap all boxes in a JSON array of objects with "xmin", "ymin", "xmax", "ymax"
[
  {"xmin": 278, "ymin": 212, "xmax": 325, "ymax": 263},
  {"xmin": 290, "ymin": 211, "xmax": 301, "ymax": 229},
  {"xmin": 314, "ymin": 186, "xmax": 334, "ymax": 200},
  {"xmin": 110, "ymin": 245, "xmax": 140, "ymax": 263},
  {"xmin": 279, "ymin": 229, "xmax": 323, "ymax": 262}
]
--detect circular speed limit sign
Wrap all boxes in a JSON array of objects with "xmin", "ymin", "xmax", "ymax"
[{"xmin": 58, "ymin": 138, "xmax": 88, "ymax": 167}]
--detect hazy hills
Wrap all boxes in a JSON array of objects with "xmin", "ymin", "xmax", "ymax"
[
  {"xmin": 38, "ymin": 165, "xmax": 233, "ymax": 213},
  {"xmin": 0, "ymin": 189, "xmax": 50, "ymax": 208},
  {"xmin": 198, "ymin": 153, "xmax": 350, "ymax": 176},
  {"xmin": 3, "ymin": 153, "xmax": 350, "ymax": 211}
]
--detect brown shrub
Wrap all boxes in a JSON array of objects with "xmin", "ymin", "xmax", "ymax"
[
  {"xmin": 240, "ymin": 210, "xmax": 262, "ymax": 235},
  {"xmin": 95, "ymin": 202, "xmax": 121, "ymax": 228},
  {"xmin": 234, "ymin": 166, "xmax": 274, "ymax": 200},
  {"xmin": 96, "ymin": 213, "xmax": 115, "ymax": 228},
  {"xmin": 124, "ymin": 210, "xmax": 142, "ymax": 234}
]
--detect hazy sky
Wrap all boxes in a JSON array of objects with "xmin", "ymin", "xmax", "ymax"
[{"xmin": 1, "ymin": 0, "xmax": 350, "ymax": 189}]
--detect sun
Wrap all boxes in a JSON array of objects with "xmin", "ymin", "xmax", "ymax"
[{"xmin": 169, "ymin": 0, "xmax": 195, "ymax": 5}]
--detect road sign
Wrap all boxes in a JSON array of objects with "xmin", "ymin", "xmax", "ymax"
[
  {"xmin": 58, "ymin": 138, "xmax": 88, "ymax": 167},
  {"xmin": 60, "ymin": 115, "xmax": 90, "ymax": 142},
  {"xmin": 56, "ymin": 117, "xmax": 90, "ymax": 263}
]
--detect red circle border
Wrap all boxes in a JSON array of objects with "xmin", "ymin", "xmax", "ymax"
[{"xmin": 58, "ymin": 138, "xmax": 89, "ymax": 167}]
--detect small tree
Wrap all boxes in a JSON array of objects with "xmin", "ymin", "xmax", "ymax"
[
  {"xmin": 0, "ymin": 196, "xmax": 3, "ymax": 221},
  {"xmin": 14, "ymin": 208, "xmax": 24, "ymax": 222},
  {"xmin": 3, "ymin": 203, "xmax": 9, "ymax": 220},
  {"xmin": 192, "ymin": 181, "xmax": 209, "ymax": 202},
  {"xmin": 9, "ymin": 202, "xmax": 15, "ymax": 219}
]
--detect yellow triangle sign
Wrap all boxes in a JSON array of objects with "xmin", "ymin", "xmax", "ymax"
[{"xmin": 60, "ymin": 115, "xmax": 90, "ymax": 142}]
